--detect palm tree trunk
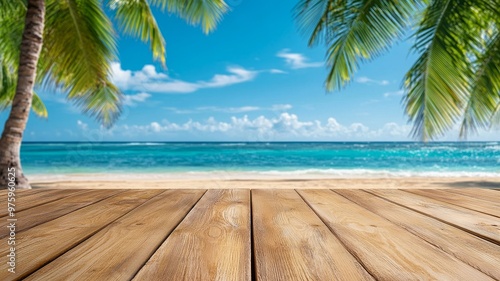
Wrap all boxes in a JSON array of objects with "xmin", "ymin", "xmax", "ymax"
[{"xmin": 0, "ymin": 0, "xmax": 45, "ymax": 189}]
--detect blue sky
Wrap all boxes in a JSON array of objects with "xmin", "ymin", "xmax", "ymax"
[{"xmin": 1, "ymin": 0, "xmax": 498, "ymax": 141}]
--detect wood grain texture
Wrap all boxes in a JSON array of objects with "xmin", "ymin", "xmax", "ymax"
[
  {"xmin": 0, "ymin": 189, "xmax": 162, "ymax": 280},
  {"xmin": 298, "ymin": 189, "xmax": 493, "ymax": 280},
  {"xmin": 447, "ymin": 188, "xmax": 500, "ymax": 203},
  {"xmin": 26, "ymin": 189, "xmax": 205, "ymax": 281},
  {"xmin": 406, "ymin": 189, "xmax": 500, "ymax": 218},
  {"xmin": 0, "ymin": 189, "xmax": 122, "ymax": 237},
  {"xmin": 0, "ymin": 189, "xmax": 45, "ymax": 202},
  {"xmin": 252, "ymin": 189, "xmax": 373, "ymax": 281},
  {"xmin": 336, "ymin": 189, "xmax": 500, "ymax": 280},
  {"xmin": 368, "ymin": 189, "xmax": 500, "ymax": 244},
  {"xmin": 133, "ymin": 189, "xmax": 251, "ymax": 281},
  {"xmin": 0, "ymin": 189, "xmax": 85, "ymax": 217}
]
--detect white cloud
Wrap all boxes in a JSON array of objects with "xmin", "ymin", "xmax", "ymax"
[
  {"xmin": 383, "ymin": 90, "xmax": 405, "ymax": 98},
  {"xmin": 77, "ymin": 120, "xmax": 88, "ymax": 131},
  {"xmin": 277, "ymin": 49, "xmax": 323, "ymax": 69},
  {"xmin": 165, "ymin": 104, "xmax": 293, "ymax": 114},
  {"xmin": 198, "ymin": 67, "xmax": 257, "ymax": 88},
  {"xmin": 100, "ymin": 113, "xmax": 416, "ymax": 140},
  {"xmin": 111, "ymin": 62, "xmax": 257, "ymax": 94},
  {"xmin": 356, "ymin": 76, "xmax": 390, "ymax": 86},
  {"xmin": 271, "ymin": 104, "xmax": 293, "ymax": 111},
  {"xmin": 269, "ymin": 69, "xmax": 287, "ymax": 74},
  {"xmin": 196, "ymin": 106, "xmax": 261, "ymax": 113},
  {"xmin": 123, "ymin": 92, "xmax": 151, "ymax": 106},
  {"xmin": 76, "ymin": 112, "xmax": 500, "ymax": 141}
]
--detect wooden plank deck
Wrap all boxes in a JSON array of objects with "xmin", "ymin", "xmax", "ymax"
[{"xmin": 1, "ymin": 188, "xmax": 499, "ymax": 281}]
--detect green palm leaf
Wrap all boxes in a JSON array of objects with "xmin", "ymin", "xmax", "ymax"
[
  {"xmin": 110, "ymin": 0, "xmax": 166, "ymax": 66},
  {"xmin": 296, "ymin": 0, "xmax": 421, "ymax": 91},
  {"xmin": 40, "ymin": 0, "xmax": 116, "ymax": 94},
  {"xmin": 460, "ymin": 33, "xmax": 500, "ymax": 137},
  {"xmin": 38, "ymin": 0, "xmax": 120, "ymax": 123},
  {"xmin": 0, "ymin": 3, "xmax": 25, "ymax": 67},
  {"xmin": 151, "ymin": 0, "xmax": 228, "ymax": 34},
  {"xmin": 0, "ymin": 56, "xmax": 47, "ymax": 118},
  {"xmin": 404, "ymin": 0, "xmax": 493, "ymax": 140},
  {"xmin": 73, "ymin": 82, "xmax": 122, "ymax": 127}
]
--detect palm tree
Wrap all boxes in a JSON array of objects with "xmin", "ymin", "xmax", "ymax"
[
  {"xmin": 0, "ymin": 0, "xmax": 228, "ymax": 189},
  {"xmin": 295, "ymin": 0, "xmax": 500, "ymax": 141}
]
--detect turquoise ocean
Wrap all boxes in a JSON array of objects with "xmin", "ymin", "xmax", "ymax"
[{"xmin": 21, "ymin": 142, "xmax": 500, "ymax": 178}]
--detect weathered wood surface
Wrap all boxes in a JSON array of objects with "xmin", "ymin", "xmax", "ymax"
[
  {"xmin": 1, "ymin": 188, "xmax": 499, "ymax": 281},
  {"xmin": 134, "ymin": 189, "xmax": 251, "ymax": 281},
  {"xmin": 298, "ymin": 189, "xmax": 493, "ymax": 280},
  {"xmin": 447, "ymin": 188, "xmax": 500, "ymax": 202},
  {"xmin": 25, "ymin": 190, "xmax": 205, "ymax": 281},
  {"xmin": 406, "ymin": 189, "xmax": 500, "ymax": 217},
  {"xmin": 336, "ymin": 189, "xmax": 500, "ymax": 280},
  {"xmin": 0, "ymin": 189, "xmax": 85, "ymax": 217},
  {"xmin": 252, "ymin": 189, "xmax": 373, "ymax": 281},
  {"xmin": 0, "ymin": 189, "xmax": 121, "ymax": 237},
  {"xmin": 0, "ymin": 189, "xmax": 163, "ymax": 280},
  {"xmin": 368, "ymin": 189, "xmax": 500, "ymax": 245}
]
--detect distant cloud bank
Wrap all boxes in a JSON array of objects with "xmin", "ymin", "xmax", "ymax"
[{"xmin": 77, "ymin": 112, "xmax": 413, "ymax": 141}]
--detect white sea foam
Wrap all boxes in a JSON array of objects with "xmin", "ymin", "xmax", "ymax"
[
  {"xmin": 29, "ymin": 168, "xmax": 500, "ymax": 182},
  {"xmin": 219, "ymin": 143, "xmax": 247, "ymax": 146},
  {"xmin": 120, "ymin": 142, "xmax": 165, "ymax": 146}
]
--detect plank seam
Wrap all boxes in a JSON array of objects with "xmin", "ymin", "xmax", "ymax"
[
  {"xmin": 23, "ymin": 190, "xmax": 164, "ymax": 280},
  {"xmin": 364, "ymin": 190, "xmax": 500, "ymax": 247},
  {"xmin": 0, "ymin": 190, "xmax": 124, "ymax": 238},
  {"xmin": 340, "ymin": 190, "xmax": 500, "ymax": 280},
  {"xmin": 0, "ymin": 189, "xmax": 89, "ymax": 219},
  {"xmin": 446, "ymin": 189, "xmax": 500, "ymax": 204},
  {"xmin": 128, "ymin": 189, "xmax": 209, "ymax": 281},
  {"xmin": 403, "ymin": 190, "xmax": 500, "ymax": 219},
  {"xmin": 250, "ymin": 190, "xmax": 257, "ymax": 281},
  {"xmin": 295, "ymin": 189, "xmax": 378, "ymax": 281}
]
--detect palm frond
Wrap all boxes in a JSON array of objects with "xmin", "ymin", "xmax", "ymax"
[
  {"xmin": 0, "ymin": 0, "xmax": 26, "ymax": 18},
  {"xmin": 40, "ymin": 0, "xmax": 116, "ymax": 96},
  {"xmin": 0, "ymin": 3, "xmax": 25, "ymax": 67},
  {"xmin": 72, "ymin": 82, "xmax": 122, "ymax": 127},
  {"xmin": 0, "ymin": 57, "xmax": 48, "ymax": 118},
  {"xmin": 0, "ymin": 58, "xmax": 15, "ymax": 110},
  {"xmin": 110, "ymin": 0, "xmax": 166, "ymax": 66},
  {"xmin": 150, "ymin": 0, "xmax": 228, "ymax": 33},
  {"xmin": 37, "ymin": 0, "xmax": 122, "ymax": 124},
  {"xmin": 32, "ymin": 92, "xmax": 48, "ymax": 118},
  {"xmin": 460, "ymin": 31, "xmax": 500, "ymax": 137},
  {"xmin": 296, "ymin": 0, "xmax": 421, "ymax": 91},
  {"xmin": 404, "ymin": 0, "xmax": 492, "ymax": 140}
]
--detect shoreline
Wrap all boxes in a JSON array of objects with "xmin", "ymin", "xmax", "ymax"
[{"xmin": 30, "ymin": 175, "xmax": 500, "ymax": 189}]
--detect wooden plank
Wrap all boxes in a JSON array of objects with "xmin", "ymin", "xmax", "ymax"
[
  {"xmin": 0, "ymin": 189, "xmax": 85, "ymax": 217},
  {"xmin": 133, "ymin": 189, "xmax": 251, "ymax": 281},
  {"xmin": 368, "ymin": 189, "xmax": 500, "ymax": 244},
  {"xmin": 406, "ymin": 189, "xmax": 500, "ymax": 218},
  {"xmin": 25, "ymin": 189, "xmax": 205, "ymax": 281},
  {"xmin": 0, "ymin": 189, "xmax": 122, "ymax": 237},
  {"xmin": 0, "ymin": 189, "xmax": 45, "ymax": 202},
  {"xmin": 447, "ymin": 188, "xmax": 500, "ymax": 203},
  {"xmin": 336, "ymin": 189, "xmax": 500, "ymax": 280},
  {"xmin": 0, "ymin": 189, "xmax": 163, "ymax": 280},
  {"xmin": 252, "ymin": 189, "xmax": 373, "ymax": 281},
  {"xmin": 298, "ymin": 189, "xmax": 493, "ymax": 280}
]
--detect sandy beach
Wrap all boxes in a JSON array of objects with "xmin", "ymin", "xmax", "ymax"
[{"xmin": 31, "ymin": 176, "xmax": 500, "ymax": 190}]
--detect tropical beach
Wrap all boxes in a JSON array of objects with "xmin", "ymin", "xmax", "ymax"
[
  {"xmin": 1, "ymin": 0, "xmax": 500, "ymax": 280},
  {"xmin": 25, "ymin": 141, "xmax": 500, "ymax": 189}
]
